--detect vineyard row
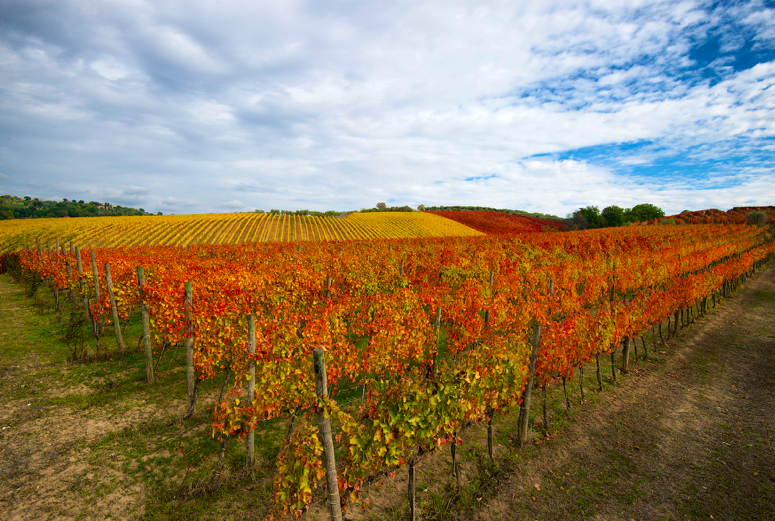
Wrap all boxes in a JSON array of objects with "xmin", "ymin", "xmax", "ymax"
[{"xmin": 13, "ymin": 223, "xmax": 775, "ymax": 517}]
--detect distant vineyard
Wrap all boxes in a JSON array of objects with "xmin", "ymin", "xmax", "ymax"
[
  {"xmin": 0, "ymin": 211, "xmax": 482, "ymax": 252},
  {"xmin": 427, "ymin": 210, "xmax": 566, "ymax": 234},
  {"xmin": 646, "ymin": 206, "xmax": 775, "ymax": 226}
]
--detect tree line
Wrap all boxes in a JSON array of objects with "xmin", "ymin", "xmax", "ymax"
[
  {"xmin": 0, "ymin": 195, "xmax": 156, "ymax": 220},
  {"xmin": 568, "ymin": 203, "xmax": 665, "ymax": 230}
]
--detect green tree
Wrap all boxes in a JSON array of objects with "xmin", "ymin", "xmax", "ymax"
[
  {"xmin": 576, "ymin": 206, "xmax": 607, "ymax": 229},
  {"xmin": 746, "ymin": 211, "xmax": 768, "ymax": 227},
  {"xmin": 602, "ymin": 205, "xmax": 625, "ymax": 227},
  {"xmin": 625, "ymin": 203, "xmax": 665, "ymax": 223}
]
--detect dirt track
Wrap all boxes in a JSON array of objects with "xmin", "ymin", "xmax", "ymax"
[{"xmin": 479, "ymin": 262, "xmax": 775, "ymax": 520}]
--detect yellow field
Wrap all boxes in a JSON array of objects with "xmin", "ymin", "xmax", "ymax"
[{"xmin": 0, "ymin": 211, "xmax": 482, "ymax": 251}]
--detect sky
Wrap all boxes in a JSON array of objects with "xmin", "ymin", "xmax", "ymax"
[{"xmin": 0, "ymin": 0, "xmax": 773, "ymax": 217}]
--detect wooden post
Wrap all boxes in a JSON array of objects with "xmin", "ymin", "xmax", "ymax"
[
  {"xmin": 621, "ymin": 337, "xmax": 631, "ymax": 373},
  {"xmin": 595, "ymin": 353, "xmax": 603, "ymax": 391},
  {"xmin": 562, "ymin": 376, "xmax": 571, "ymax": 410},
  {"xmin": 183, "ymin": 282, "xmax": 197, "ymax": 417},
  {"xmin": 104, "ymin": 263, "xmax": 125, "ymax": 353},
  {"xmin": 409, "ymin": 455, "xmax": 417, "ymax": 521},
  {"xmin": 611, "ymin": 350, "xmax": 617, "ymax": 383},
  {"xmin": 433, "ymin": 306, "xmax": 441, "ymax": 371},
  {"xmin": 66, "ymin": 264, "xmax": 78, "ymax": 308},
  {"xmin": 674, "ymin": 309, "xmax": 680, "ymax": 335},
  {"xmin": 487, "ymin": 411, "xmax": 494, "ymax": 461},
  {"xmin": 75, "ymin": 247, "xmax": 91, "ymax": 325},
  {"xmin": 246, "ymin": 313, "xmax": 256, "ymax": 467},
  {"xmin": 451, "ymin": 429, "xmax": 458, "ymax": 481},
  {"xmin": 137, "ymin": 266, "xmax": 154, "ymax": 384},
  {"xmin": 312, "ymin": 349, "xmax": 343, "ymax": 521},
  {"xmin": 90, "ymin": 250, "xmax": 102, "ymax": 357},
  {"xmin": 517, "ymin": 323, "xmax": 541, "ymax": 446}
]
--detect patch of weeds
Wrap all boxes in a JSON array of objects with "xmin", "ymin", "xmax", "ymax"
[
  {"xmin": 419, "ymin": 449, "xmax": 507, "ymax": 520},
  {"xmin": 754, "ymin": 290, "xmax": 775, "ymax": 301},
  {"xmin": 22, "ymin": 270, "xmax": 41, "ymax": 297},
  {"xmin": 60, "ymin": 309, "xmax": 89, "ymax": 361}
]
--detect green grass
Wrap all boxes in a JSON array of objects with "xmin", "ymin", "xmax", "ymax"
[
  {"xmin": 0, "ymin": 273, "xmax": 277, "ymax": 519},
  {"xmin": 754, "ymin": 290, "xmax": 775, "ymax": 302}
]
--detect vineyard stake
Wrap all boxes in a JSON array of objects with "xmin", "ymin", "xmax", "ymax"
[
  {"xmin": 621, "ymin": 337, "xmax": 631, "ymax": 373},
  {"xmin": 409, "ymin": 450, "xmax": 418, "ymax": 521},
  {"xmin": 610, "ymin": 350, "xmax": 617, "ymax": 384},
  {"xmin": 183, "ymin": 282, "xmax": 197, "ymax": 418},
  {"xmin": 517, "ymin": 322, "xmax": 541, "ymax": 447},
  {"xmin": 313, "ymin": 349, "xmax": 343, "ymax": 521},
  {"xmin": 595, "ymin": 353, "xmax": 603, "ymax": 391},
  {"xmin": 75, "ymin": 247, "xmax": 91, "ymax": 325},
  {"xmin": 66, "ymin": 264, "xmax": 77, "ymax": 309},
  {"xmin": 104, "ymin": 263, "xmax": 125, "ymax": 353},
  {"xmin": 90, "ymin": 250, "xmax": 102, "ymax": 357},
  {"xmin": 137, "ymin": 266, "xmax": 154, "ymax": 384},
  {"xmin": 451, "ymin": 429, "xmax": 459, "ymax": 482},
  {"xmin": 246, "ymin": 313, "xmax": 256, "ymax": 467}
]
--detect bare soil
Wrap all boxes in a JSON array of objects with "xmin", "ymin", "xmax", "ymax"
[{"xmin": 1, "ymin": 264, "xmax": 774, "ymax": 521}]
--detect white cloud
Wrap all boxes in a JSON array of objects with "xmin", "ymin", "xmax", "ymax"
[{"xmin": 0, "ymin": 0, "xmax": 772, "ymax": 217}]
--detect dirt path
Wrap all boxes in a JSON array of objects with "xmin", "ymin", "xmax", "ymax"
[
  {"xmin": 0, "ymin": 278, "xmax": 150, "ymax": 520},
  {"xmin": 477, "ymin": 263, "xmax": 775, "ymax": 520}
]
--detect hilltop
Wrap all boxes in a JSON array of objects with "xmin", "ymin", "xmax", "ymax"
[{"xmin": 0, "ymin": 195, "xmax": 155, "ymax": 220}]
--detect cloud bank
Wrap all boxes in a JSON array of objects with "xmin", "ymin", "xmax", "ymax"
[{"xmin": 0, "ymin": 0, "xmax": 773, "ymax": 216}]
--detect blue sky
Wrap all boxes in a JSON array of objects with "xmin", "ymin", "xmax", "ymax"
[{"xmin": 0, "ymin": 0, "xmax": 773, "ymax": 216}]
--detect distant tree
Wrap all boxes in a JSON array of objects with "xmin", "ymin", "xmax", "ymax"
[
  {"xmin": 602, "ymin": 205, "xmax": 625, "ymax": 227},
  {"xmin": 625, "ymin": 203, "xmax": 665, "ymax": 223},
  {"xmin": 567, "ymin": 210, "xmax": 587, "ymax": 230},
  {"xmin": 746, "ymin": 211, "xmax": 768, "ymax": 227},
  {"xmin": 376, "ymin": 202, "xmax": 387, "ymax": 211},
  {"xmin": 573, "ymin": 206, "xmax": 607, "ymax": 229},
  {"xmin": 417, "ymin": 204, "xmax": 425, "ymax": 211}
]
